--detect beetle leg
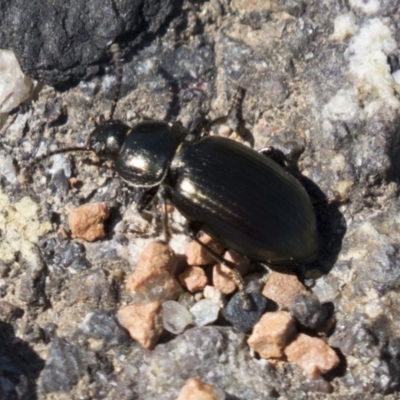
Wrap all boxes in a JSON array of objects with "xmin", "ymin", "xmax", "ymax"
[
  {"xmin": 258, "ymin": 146, "xmax": 287, "ymax": 168},
  {"xmin": 136, "ymin": 186, "xmax": 159, "ymax": 214},
  {"xmin": 207, "ymin": 86, "xmax": 245, "ymax": 129},
  {"xmin": 191, "ymin": 236, "xmax": 250, "ymax": 310},
  {"xmin": 136, "ymin": 186, "xmax": 171, "ymax": 242},
  {"xmin": 187, "ymin": 86, "xmax": 246, "ymax": 141},
  {"xmin": 158, "ymin": 187, "xmax": 171, "ymax": 243},
  {"xmin": 186, "ymin": 223, "xmax": 250, "ymax": 310},
  {"xmin": 108, "ymin": 43, "xmax": 123, "ymax": 121}
]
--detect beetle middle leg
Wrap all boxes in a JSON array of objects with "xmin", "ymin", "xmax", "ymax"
[
  {"xmin": 186, "ymin": 222, "xmax": 250, "ymax": 310},
  {"xmin": 187, "ymin": 86, "xmax": 247, "ymax": 141},
  {"xmin": 136, "ymin": 186, "xmax": 171, "ymax": 242}
]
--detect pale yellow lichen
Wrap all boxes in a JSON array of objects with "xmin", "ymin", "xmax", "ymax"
[{"xmin": 0, "ymin": 189, "xmax": 52, "ymax": 263}]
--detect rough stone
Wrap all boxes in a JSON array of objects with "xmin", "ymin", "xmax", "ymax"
[
  {"xmin": 179, "ymin": 265, "xmax": 208, "ymax": 292},
  {"xmin": 0, "ymin": 50, "xmax": 33, "ymax": 114},
  {"xmin": 0, "ymin": 301, "xmax": 24, "ymax": 322},
  {"xmin": 118, "ymin": 302, "xmax": 163, "ymax": 349},
  {"xmin": 190, "ymin": 299, "xmax": 220, "ymax": 326},
  {"xmin": 79, "ymin": 310, "xmax": 130, "ymax": 345},
  {"xmin": 284, "ymin": 334, "xmax": 340, "ymax": 378},
  {"xmin": 203, "ymin": 285, "xmax": 227, "ymax": 308},
  {"xmin": 247, "ymin": 311, "xmax": 297, "ymax": 359},
  {"xmin": 262, "ymin": 272, "xmax": 308, "ymax": 309},
  {"xmin": 68, "ymin": 202, "xmax": 109, "ymax": 242},
  {"xmin": 177, "ymin": 377, "xmax": 226, "ymax": 400},
  {"xmin": 223, "ymin": 292, "xmax": 268, "ymax": 334},
  {"xmin": 0, "ymin": 0, "xmax": 178, "ymax": 86},
  {"xmin": 162, "ymin": 300, "xmax": 193, "ymax": 334},
  {"xmin": 40, "ymin": 337, "xmax": 84, "ymax": 393},
  {"xmin": 185, "ymin": 235, "xmax": 225, "ymax": 266},
  {"xmin": 289, "ymin": 293, "xmax": 330, "ymax": 330}
]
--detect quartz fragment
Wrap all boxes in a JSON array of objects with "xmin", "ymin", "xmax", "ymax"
[
  {"xmin": 162, "ymin": 300, "xmax": 193, "ymax": 334},
  {"xmin": 0, "ymin": 50, "xmax": 33, "ymax": 114},
  {"xmin": 190, "ymin": 299, "xmax": 220, "ymax": 326},
  {"xmin": 203, "ymin": 285, "xmax": 227, "ymax": 308}
]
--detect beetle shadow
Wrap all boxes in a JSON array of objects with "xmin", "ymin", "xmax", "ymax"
[
  {"xmin": 292, "ymin": 168, "xmax": 347, "ymax": 278},
  {"xmin": 0, "ymin": 320, "xmax": 45, "ymax": 399}
]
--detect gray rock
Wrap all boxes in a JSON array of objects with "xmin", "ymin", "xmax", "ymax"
[
  {"xmin": 2, "ymin": 0, "xmax": 400, "ymax": 398},
  {"xmin": 40, "ymin": 337, "xmax": 84, "ymax": 393},
  {"xmin": 0, "ymin": 0, "xmax": 178, "ymax": 86},
  {"xmin": 79, "ymin": 310, "xmax": 130, "ymax": 345},
  {"xmin": 223, "ymin": 292, "xmax": 268, "ymax": 334},
  {"xmin": 138, "ymin": 327, "xmax": 278, "ymax": 400}
]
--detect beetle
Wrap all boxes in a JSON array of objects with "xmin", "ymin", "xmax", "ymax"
[{"xmin": 26, "ymin": 44, "xmax": 318, "ymax": 308}]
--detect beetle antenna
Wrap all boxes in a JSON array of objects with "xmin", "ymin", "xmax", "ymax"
[
  {"xmin": 23, "ymin": 146, "xmax": 91, "ymax": 176},
  {"xmin": 108, "ymin": 43, "xmax": 123, "ymax": 121}
]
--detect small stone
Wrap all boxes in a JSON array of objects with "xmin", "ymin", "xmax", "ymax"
[
  {"xmin": 68, "ymin": 203, "xmax": 109, "ymax": 242},
  {"xmin": 0, "ymin": 260, "xmax": 10, "ymax": 278},
  {"xmin": 41, "ymin": 337, "xmax": 83, "ymax": 393},
  {"xmin": 53, "ymin": 241, "xmax": 91, "ymax": 272},
  {"xmin": 262, "ymin": 272, "xmax": 307, "ymax": 309},
  {"xmin": 284, "ymin": 334, "xmax": 340, "ymax": 378},
  {"xmin": 179, "ymin": 266, "xmax": 208, "ymax": 292},
  {"xmin": 66, "ymin": 269, "xmax": 116, "ymax": 307},
  {"xmin": 190, "ymin": 299, "xmax": 220, "ymax": 326},
  {"xmin": 178, "ymin": 292, "xmax": 196, "ymax": 308},
  {"xmin": 162, "ymin": 300, "xmax": 194, "ymax": 334},
  {"xmin": 126, "ymin": 241, "xmax": 182, "ymax": 303},
  {"xmin": 0, "ymin": 50, "xmax": 33, "ymax": 113},
  {"xmin": 118, "ymin": 302, "xmax": 163, "ymax": 349},
  {"xmin": 247, "ymin": 311, "xmax": 297, "ymax": 359},
  {"xmin": 212, "ymin": 265, "xmax": 236, "ymax": 295},
  {"xmin": 177, "ymin": 377, "xmax": 226, "ymax": 400},
  {"xmin": 194, "ymin": 292, "xmax": 204, "ymax": 302},
  {"xmin": 132, "ymin": 240, "xmax": 177, "ymax": 275},
  {"xmin": 203, "ymin": 285, "xmax": 227, "ymax": 308},
  {"xmin": 185, "ymin": 235, "xmax": 224, "ymax": 265},
  {"xmin": 223, "ymin": 292, "xmax": 268, "ymax": 333},
  {"xmin": 244, "ymin": 273, "xmax": 265, "ymax": 293},
  {"xmin": 212, "ymin": 252, "xmax": 250, "ymax": 294},
  {"xmin": 0, "ymin": 301, "xmax": 24, "ymax": 321},
  {"xmin": 289, "ymin": 293, "xmax": 329, "ymax": 329},
  {"xmin": 79, "ymin": 310, "xmax": 130, "ymax": 345}
]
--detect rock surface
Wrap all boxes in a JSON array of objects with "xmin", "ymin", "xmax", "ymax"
[{"xmin": 1, "ymin": 0, "xmax": 400, "ymax": 397}]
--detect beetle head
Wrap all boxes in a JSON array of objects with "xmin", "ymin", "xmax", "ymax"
[{"xmin": 88, "ymin": 120, "xmax": 131, "ymax": 160}]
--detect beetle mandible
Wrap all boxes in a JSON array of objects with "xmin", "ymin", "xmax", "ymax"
[{"xmin": 27, "ymin": 43, "xmax": 318, "ymax": 308}]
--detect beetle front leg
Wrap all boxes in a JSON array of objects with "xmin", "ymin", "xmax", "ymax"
[
  {"xmin": 186, "ymin": 223, "xmax": 250, "ymax": 310},
  {"xmin": 157, "ymin": 187, "xmax": 171, "ymax": 243},
  {"xmin": 258, "ymin": 146, "xmax": 287, "ymax": 168}
]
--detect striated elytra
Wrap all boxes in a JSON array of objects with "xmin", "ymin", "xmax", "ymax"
[{"xmin": 88, "ymin": 119, "xmax": 318, "ymax": 266}]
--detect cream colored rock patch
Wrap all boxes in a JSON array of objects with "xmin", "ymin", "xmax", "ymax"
[{"xmin": 0, "ymin": 189, "xmax": 52, "ymax": 263}]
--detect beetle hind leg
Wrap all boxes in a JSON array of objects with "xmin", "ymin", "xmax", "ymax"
[{"xmin": 186, "ymin": 223, "xmax": 250, "ymax": 310}]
